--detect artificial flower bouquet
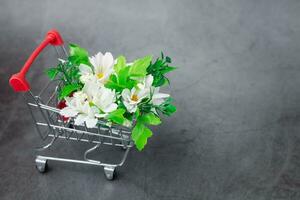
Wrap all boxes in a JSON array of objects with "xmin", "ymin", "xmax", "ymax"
[{"xmin": 47, "ymin": 44, "xmax": 176, "ymax": 150}]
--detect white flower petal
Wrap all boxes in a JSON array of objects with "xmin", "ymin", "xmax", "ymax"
[
  {"xmin": 152, "ymin": 98, "xmax": 165, "ymax": 105},
  {"xmin": 137, "ymin": 83, "xmax": 144, "ymax": 89},
  {"xmin": 102, "ymin": 103, "xmax": 118, "ymax": 113},
  {"xmin": 85, "ymin": 117, "xmax": 98, "ymax": 128},
  {"xmin": 151, "ymin": 107, "xmax": 159, "ymax": 115},
  {"xmin": 89, "ymin": 52, "xmax": 103, "ymax": 68},
  {"xmin": 137, "ymin": 89, "xmax": 150, "ymax": 100},
  {"xmin": 150, "ymin": 88, "xmax": 170, "ymax": 105},
  {"xmin": 82, "ymin": 79, "xmax": 100, "ymax": 99},
  {"xmin": 145, "ymin": 75, "xmax": 153, "ymax": 88},
  {"xmin": 128, "ymin": 105, "xmax": 137, "ymax": 113},
  {"xmin": 153, "ymin": 93, "xmax": 170, "ymax": 99},
  {"xmin": 95, "ymin": 52, "xmax": 103, "ymax": 63},
  {"xmin": 74, "ymin": 114, "xmax": 86, "ymax": 125},
  {"xmin": 79, "ymin": 64, "xmax": 93, "ymax": 75},
  {"xmin": 123, "ymin": 101, "xmax": 137, "ymax": 113},
  {"xmin": 64, "ymin": 97, "xmax": 73, "ymax": 106},
  {"xmin": 102, "ymin": 52, "xmax": 114, "ymax": 68},
  {"xmin": 95, "ymin": 113, "xmax": 108, "ymax": 118},
  {"xmin": 60, "ymin": 107, "xmax": 78, "ymax": 117},
  {"xmin": 121, "ymin": 89, "xmax": 131, "ymax": 101}
]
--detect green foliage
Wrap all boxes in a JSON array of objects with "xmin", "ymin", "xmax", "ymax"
[
  {"xmin": 129, "ymin": 55, "xmax": 152, "ymax": 77},
  {"xmin": 130, "ymin": 112, "xmax": 161, "ymax": 150},
  {"xmin": 45, "ymin": 59, "xmax": 83, "ymax": 99},
  {"xmin": 106, "ymin": 55, "xmax": 152, "ymax": 90},
  {"xmin": 156, "ymin": 97, "xmax": 177, "ymax": 116},
  {"xmin": 105, "ymin": 64, "xmax": 136, "ymax": 91},
  {"xmin": 107, "ymin": 108, "xmax": 126, "ymax": 124},
  {"xmin": 139, "ymin": 112, "xmax": 161, "ymax": 125},
  {"xmin": 165, "ymin": 56, "xmax": 172, "ymax": 63},
  {"xmin": 68, "ymin": 43, "xmax": 90, "ymax": 66},
  {"xmin": 59, "ymin": 83, "xmax": 82, "ymax": 100},
  {"xmin": 114, "ymin": 55, "xmax": 126, "ymax": 73},
  {"xmin": 138, "ymin": 98, "xmax": 153, "ymax": 113},
  {"xmin": 131, "ymin": 121, "xmax": 153, "ymax": 151},
  {"xmin": 45, "ymin": 45, "xmax": 177, "ymax": 151},
  {"xmin": 147, "ymin": 52, "xmax": 176, "ymax": 87},
  {"xmin": 46, "ymin": 67, "xmax": 59, "ymax": 80},
  {"xmin": 45, "ymin": 44, "xmax": 92, "ymax": 99}
]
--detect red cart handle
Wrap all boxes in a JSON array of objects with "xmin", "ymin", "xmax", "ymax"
[{"xmin": 9, "ymin": 29, "xmax": 64, "ymax": 92}]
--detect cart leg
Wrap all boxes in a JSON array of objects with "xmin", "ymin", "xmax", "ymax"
[
  {"xmin": 121, "ymin": 135, "xmax": 130, "ymax": 150},
  {"xmin": 104, "ymin": 166, "xmax": 115, "ymax": 180},
  {"xmin": 35, "ymin": 156, "xmax": 48, "ymax": 173},
  {"xmin": 122, "ymin": 144, "xmax": 128, "ymax": 150}
]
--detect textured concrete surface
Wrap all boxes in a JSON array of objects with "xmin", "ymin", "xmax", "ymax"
[{"xmin": 1, "ymin": 0, "xmax": 300, "ymax": 199}]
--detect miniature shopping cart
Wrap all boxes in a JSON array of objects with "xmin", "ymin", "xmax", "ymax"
[{"xmin": 9, "ymin": 30, "xmax": 133, "ymax": 180}]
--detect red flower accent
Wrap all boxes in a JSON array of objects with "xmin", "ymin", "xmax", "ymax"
[{"xmin": 57, "ymin": 99, "xmax": 69, "ymax": 122}]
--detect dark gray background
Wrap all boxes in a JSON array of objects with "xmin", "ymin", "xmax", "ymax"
[{"xmin": 1, "ymin": 0, "xmax": 300, "ymax": 199}]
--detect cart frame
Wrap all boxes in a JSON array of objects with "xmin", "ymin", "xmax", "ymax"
[{"xmin": 9, "ymin": 30, "xmax": 133, "ymax": 180}]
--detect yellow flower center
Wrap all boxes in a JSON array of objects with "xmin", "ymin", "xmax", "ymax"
[
  {"xmin": 131, "ymin": 94, "xmax": 139, "ymax": 102},
  {"xmin": 97, "ymin": 72, "xmax": 104, "ymax": 79}
]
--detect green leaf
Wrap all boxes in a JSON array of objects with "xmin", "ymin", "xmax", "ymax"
[
  {"xmin": 161, "ymin": 51, "xmax": 164, "ymax": 59},
  {"xmin": 68, "ymin": 44, "xmax": 90, "ymax": 65},
  {"xmin": 118, "ymin": 67, "xmax": 130, "ymax": 86},
  {"xmin": 139, "ymin": 113, "xmax": 161, "ymax": 125},
  {"xmin": 45, "ymin": 67, "xmax": 59, "ymax": 80},
  {"xmin": 156, "ymin": 97, "xmax": 177, "ymax": 116},
  {"xmin": 118, "ymin": 67, "xmax": 136, "ymax": 88},
  {"xmin": 69, "ymin": 43, "xmax": 88, "ymax": 57},
  {"xmin": 105, "ymin": 74, "xmax": 125, "ymax": 91},
  {"xmin": 163, "ymin": 97, "xmax": 173, "ymax": 104},
  {"xmin": 164, "ymin": 104, "xmax": 177, "ymax": 116},
  {"xmin": 153, "ymin": 74, "xmax": 166, "ymax": 87},
  {"xmin": 129, "ymin": 55, "xmax": 152, "ymax": 77},
  {"xmin": 124, "ymin": 111, "xmax": 134, "ymax": 121},
  {"xmin": 146, "ymin": 53, "xmax": 176, "ymax": 87},
  {"xmin": 105, "ymin": 67, "xmax": 136, "ymax": 91},
  {"xmin": 114, "ymin": 55, "xmax": 126, "ymax": 73},
  {"xmin": 160, "ymin": 66, "xmax": 176, "ymax": 74},
  {"xmin": 105, "ymin": 81, "xmax": 123, "ymax": 91},
  {"xmin": 147, "ymin": 59, "xmax": 163, "ymax": 73},
  {"xmin": 107, "ymin": 108, "xmax": 126, "ymax": 124},
  {"xmin": 59, "ymin": 84, "xmax": 81, "ymax": 100},
  {"xmin": 131, "ymin": 122, "xmax": 153, "ymax": 151},
  {"xmin": 134, "ymin": 107, "xmax": 140, "ymax": 119},
  {"xmin": 165, "ymin": 56, "xmax": 172, "ymax": 63}
]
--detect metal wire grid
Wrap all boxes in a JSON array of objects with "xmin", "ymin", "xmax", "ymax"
[{"xmin": 21, "ymin": 45, "xmax": 133, "ymax": 179}]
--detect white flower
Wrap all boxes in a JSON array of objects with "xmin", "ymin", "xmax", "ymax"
[
  {"xmin": 122, "ymin": 87, "xmax": 149, "ymax": 113},
  {"xmin": 73, "ymin": 102, "xmax": 99, "ymax": 128},
  {"xmin": 60, "ymin": 91, "xmax": 88, "ymax": 117},
  {"xmin": 121, "ymin": 75, "xmax": 154, "ymax": 113},
  {"xmin": 92, "ymin": 87, "xmax": 118, "ymax": 117},
  {"xmin": 78, "ymin": 66, "xmax": 97, "ymax": 84},
  {"xmin": 80, "ymin": 77, "xmax": 118, "ymax": 117},
  {"xmin": 79, "ymin": 52, "xmax": 114, "ymax": 84},
  {"xmin": 137, "ymin": 75, "xmax": 153, "ymax": 91},
  {"xmin": 82, "ymin": 78, "xmax": 101, "ymax": 101},
  {"xmin": 60, "ymin": 91, "xmax": 99, "ymax": 128},
  {"xmin": 151, "ymin": 87, "xmax": 170, "ymax": 105}
]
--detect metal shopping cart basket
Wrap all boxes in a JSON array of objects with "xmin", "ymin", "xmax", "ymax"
[{"xmin": 9, "ymin": 30, "xmax": 133, "ymax": 180}]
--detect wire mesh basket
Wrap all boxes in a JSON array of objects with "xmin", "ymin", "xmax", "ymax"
[{"xmin": 9, "ymin": 30, "xmax": 133, "ymax": 180}]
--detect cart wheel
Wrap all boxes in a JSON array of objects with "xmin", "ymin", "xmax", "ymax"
[
  {"xmin": 35, "ymin": 156, "xmax": 48, "ymax": 173},
  {"xmin": 104, "ymin": 166, "xmax": 115, "ymax": 180}
]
